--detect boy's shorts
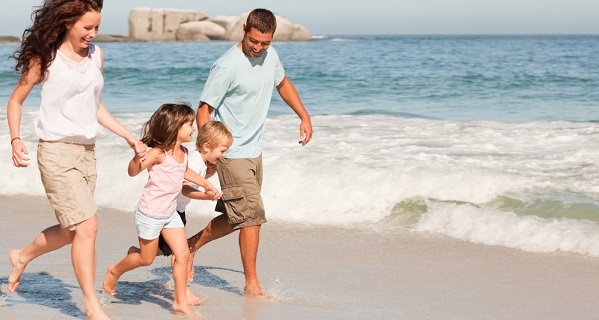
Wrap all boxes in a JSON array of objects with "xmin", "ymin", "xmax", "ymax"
[
  {"xmin": 135, "ymin": 208, "xmax": 184, "ymax": 240},
  {"xmin": 215, "ymin": 155, "xmax": 266, "ymax": 230},
  {"xmin": 37, "ymin": 141, "xmax": 97, "ymax": 231},
  {"xmin": 158, "ymin": 211, "xmax": 187, "ymax": 256}
]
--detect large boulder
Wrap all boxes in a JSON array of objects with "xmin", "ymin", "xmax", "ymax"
[
  {"xmin": 129, "ymin": 8, "xmax": 209, "ymax": 41},
  {"xmin": 208, "ymin": 15, "xmax": 239, "ymax": 29},
  {"xmin": 128, "ymin": 8, "xmax": 312, "ymax": 42},
  {"xmin": 176, "ymin": 21, "xmax": 226, "ymax": 41},
  {"xmin": 224, "ymin": 12, "xmax": 312, "ymax": 41}
]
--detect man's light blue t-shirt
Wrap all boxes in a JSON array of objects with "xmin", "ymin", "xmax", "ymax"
[{"xmin": 200, "ymin": 45, "xmax": 285, "ymax": 159}]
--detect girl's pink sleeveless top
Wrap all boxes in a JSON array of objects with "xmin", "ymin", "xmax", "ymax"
[{"xmin": 137, "ymin": 147, "xmax": 187, "ymax": 218}]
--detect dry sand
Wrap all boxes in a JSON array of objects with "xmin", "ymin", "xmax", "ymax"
[{"xmin": 1, "ymin": 195, "xmax": 599, "ymax": 319}]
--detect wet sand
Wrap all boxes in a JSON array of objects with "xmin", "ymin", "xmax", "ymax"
[{"xmin": 1, "ymin": 195, "xmax": 599, "ymax": 319}]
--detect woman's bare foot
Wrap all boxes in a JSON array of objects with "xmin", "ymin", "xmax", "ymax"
[
  {"xmin": 8, "ymin": 249, "xmax": 26, "ymax": 292},
  {"xmin": 186, "ymin": 289, "xmax": 205, "ymax": 306},
  {"xmin": 102, "ymin": 265, "xmax": 119, "ymax": 295},
  {"xmin": 243, "ymin": 283, "xmax": 273, "ymax": 299},
  {"xmin": 173, "ymin": 301, "xmax": 199, "ymax": 319},
  {"xmin": 85, "ymin": 305, "xmax": 111, "ymax": 320}
]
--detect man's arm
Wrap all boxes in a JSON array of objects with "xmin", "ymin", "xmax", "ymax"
[
  {"xmin": 197, "ymin": 101, "xmax": 215, "ymax": 128},
  {"xmin": 276, "ymin": 76, "xmax": 313, "ymax": 145}
]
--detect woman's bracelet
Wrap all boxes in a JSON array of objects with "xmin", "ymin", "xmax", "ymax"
[{"xmin": 10, "ymin": 137, "xmax": 21, "ymax": 145}]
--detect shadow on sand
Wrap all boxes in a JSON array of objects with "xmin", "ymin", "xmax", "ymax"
[
  {"xmin": 0, "ymin": 264, "xmax": 245, "ymax": 317},
  {"xmin": 0, "ymin": 272, "xmax": 85, "ymax": 319}
]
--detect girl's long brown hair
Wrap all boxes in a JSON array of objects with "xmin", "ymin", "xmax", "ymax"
[
  {"xmin": 141, "ymin": 103, "xmax": 195, "ymax": 150},
  {"xmin": 11, "ymin": 0, "xmax": 103, "ymax": 83}
]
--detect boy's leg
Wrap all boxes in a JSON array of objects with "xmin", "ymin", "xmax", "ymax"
[
  {"xmin": 103, "ymin": 237, "xmax": 159, "ymax": 295},
  {"xmin": 186, "ymin": 213, "xmax": 233, "ymax": 280}
]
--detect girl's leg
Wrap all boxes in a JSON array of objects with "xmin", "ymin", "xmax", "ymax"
[
  {"xmin": 70, "ymin": 216, "xmax": 109, "ymax": 319},
  {"xmin": 162, "ymin": 228, "xmax": 198, "ymax": 318},
  {"xmin": 8, "ymin": 224, "xmax": 75, "ymax": 292},
  {"xmin": 103, "ymin": 237, "xmax": 159, "ymax": 295}
]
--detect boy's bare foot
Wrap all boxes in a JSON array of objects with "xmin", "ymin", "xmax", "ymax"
[
  {"xmin": 187, "ymin": 253, "xmax": 195, "ymax": 281},
  {"xmin": 243, "ymin": 283, "xmax": 274, "ymax": 299},
  {"xmin": 173, "ymin": 301, "xmax": 199, "ymax": 319},
  {"xmin": 8, "ymin": 249, "xmax": 26, "ymax": 292},
  {"xmin": 102, "ymin": 265, "xmax": 118, "ymax": 295},
  {"xmin": 186, "ymin": 289, "xmax": 205, "ymax": 306},
  {"xmin": 127, "ymin": 246, "xmax": 139, "ymax": 255}
]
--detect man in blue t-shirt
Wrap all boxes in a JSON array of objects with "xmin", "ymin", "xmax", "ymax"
[{"xmin": 190, "ymin": 8, "xmax": 313, "ymax": 297}]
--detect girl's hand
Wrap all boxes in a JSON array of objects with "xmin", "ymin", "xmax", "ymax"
[{"xmin": 11, "ymin": 139, "xmax": 30, "ymax": 167}]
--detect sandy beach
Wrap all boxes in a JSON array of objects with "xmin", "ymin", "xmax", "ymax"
[{"xmin": 1, "ymin": 195, "xmax": 599, "ymax": 319}]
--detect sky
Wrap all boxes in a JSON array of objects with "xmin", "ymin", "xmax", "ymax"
[{"xmin": 1, "ymin": 0, "xmax": 598, "ymax": 37}]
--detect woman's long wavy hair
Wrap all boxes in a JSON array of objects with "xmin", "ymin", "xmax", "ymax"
[
  {"xmin": 141, "ymin": 103, "xmax": 196, "ymax": 151},
  {"xmin": 11, "ymin": 0, "xmax": 103, "ymax": 83}
]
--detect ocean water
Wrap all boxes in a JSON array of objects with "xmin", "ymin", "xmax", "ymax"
[{"xmin": 1, "ymin": 35, "xmax": 599, "ymax": 258}]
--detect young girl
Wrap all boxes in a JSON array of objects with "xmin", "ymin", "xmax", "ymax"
[
  {"xmin": 128, "ymin": 121, "xmax": 233, "ymax": 305},
  {"xmin": 7, "ymin": 1, "xmax": 145, "ymax": 319},
  {"xmin": 102, "ymin": 103, "xmax": 219, "ymax": 319}
]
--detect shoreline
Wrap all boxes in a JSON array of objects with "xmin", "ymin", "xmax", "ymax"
[{"xmin": 1, "ymin": 195, "xmax": 599, "ymax": 319}]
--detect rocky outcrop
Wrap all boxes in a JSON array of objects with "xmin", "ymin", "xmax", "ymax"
[
  {"xmin": 0, "ymin": 36, "xmax": 20, "ymax": 43},
  {"xmin": 129, "ymin": 8, "xmax": 312, "ymax": 42},
  {"xmin": 94, "ymin": 34, "xmax": 129, "ymax": 42},
  {"xmin": 129, "ymin": 8, "xmax": 209, "ymax": 41}
]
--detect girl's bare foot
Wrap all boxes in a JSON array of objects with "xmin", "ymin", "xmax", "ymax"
[
  {"xmin": 102, "ymin": 265, "xmax": 118, "ymax": 295},
  {"xmin": 173, "ymin": 301, "xmax": 199, "ymax": 319},
  {"xmin": 8, "ymin": 249, "xmax": 26, "ymax": 292},
  {"xmin": 186, "ymin": 289, "xmax": 205, "ymax": 306}
]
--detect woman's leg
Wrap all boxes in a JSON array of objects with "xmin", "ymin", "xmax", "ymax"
[
  {"xmin": 8, "ymin": 223, "xmax": 75, "ymax": 292},
  {"xmin": 70, "ymin": 215, "xmax": 110, "ymax": 319}
]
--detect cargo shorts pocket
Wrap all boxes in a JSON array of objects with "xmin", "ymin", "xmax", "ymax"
[{"xmin": 221, "ymin": 187, "xmax": 248, "ymax": 224}]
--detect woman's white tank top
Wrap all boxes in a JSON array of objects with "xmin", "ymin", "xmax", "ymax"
[{"xmin": 35, "ymin": 44, "xmax": 104, "ymax": 145}]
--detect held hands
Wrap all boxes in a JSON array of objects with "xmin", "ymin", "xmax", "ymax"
[
  {"xmin": 205, "ymin": 190, "xmax": 222, "ymax": 201},
  {"xmin": 204, "ymin": 182, "xmax": 222, "ymax": 201},
  {"xmin": 129, "ymin": 138, "xmax": 147, "ymax": 161},
  {"xmin": 11, "ymin": 139, "xmax": 30, "ymax": 167}
]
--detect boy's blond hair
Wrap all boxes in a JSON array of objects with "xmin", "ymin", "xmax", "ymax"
[{"xmin": 196, "ymin": 121, "xmax": 233, "ymax": 149}]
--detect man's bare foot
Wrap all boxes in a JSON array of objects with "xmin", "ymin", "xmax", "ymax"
[
  {"xmin": 102, "ymin": 265, "xmax": 119, "ymax": 295},
  {"xmin": 127, "ymin": 246, "xmax": 139, "ymax": 255},
  {"xmin": 186, "ymin": 289, "xmax": 204, "ymax": 306},
  {"xmin": 243, "ymin": 283, "xmax": 274, "ymax": 299},
  {"xmin": 85, "ymin": 305, "xmax": 111, "ymax": 320},
  {"xmin": 8, "ymin": 249, "xmax": 26, "ymax": 293},
  {"xmin": 173, "ymin": 301, "xmax": 199, "ymax": 319}
]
